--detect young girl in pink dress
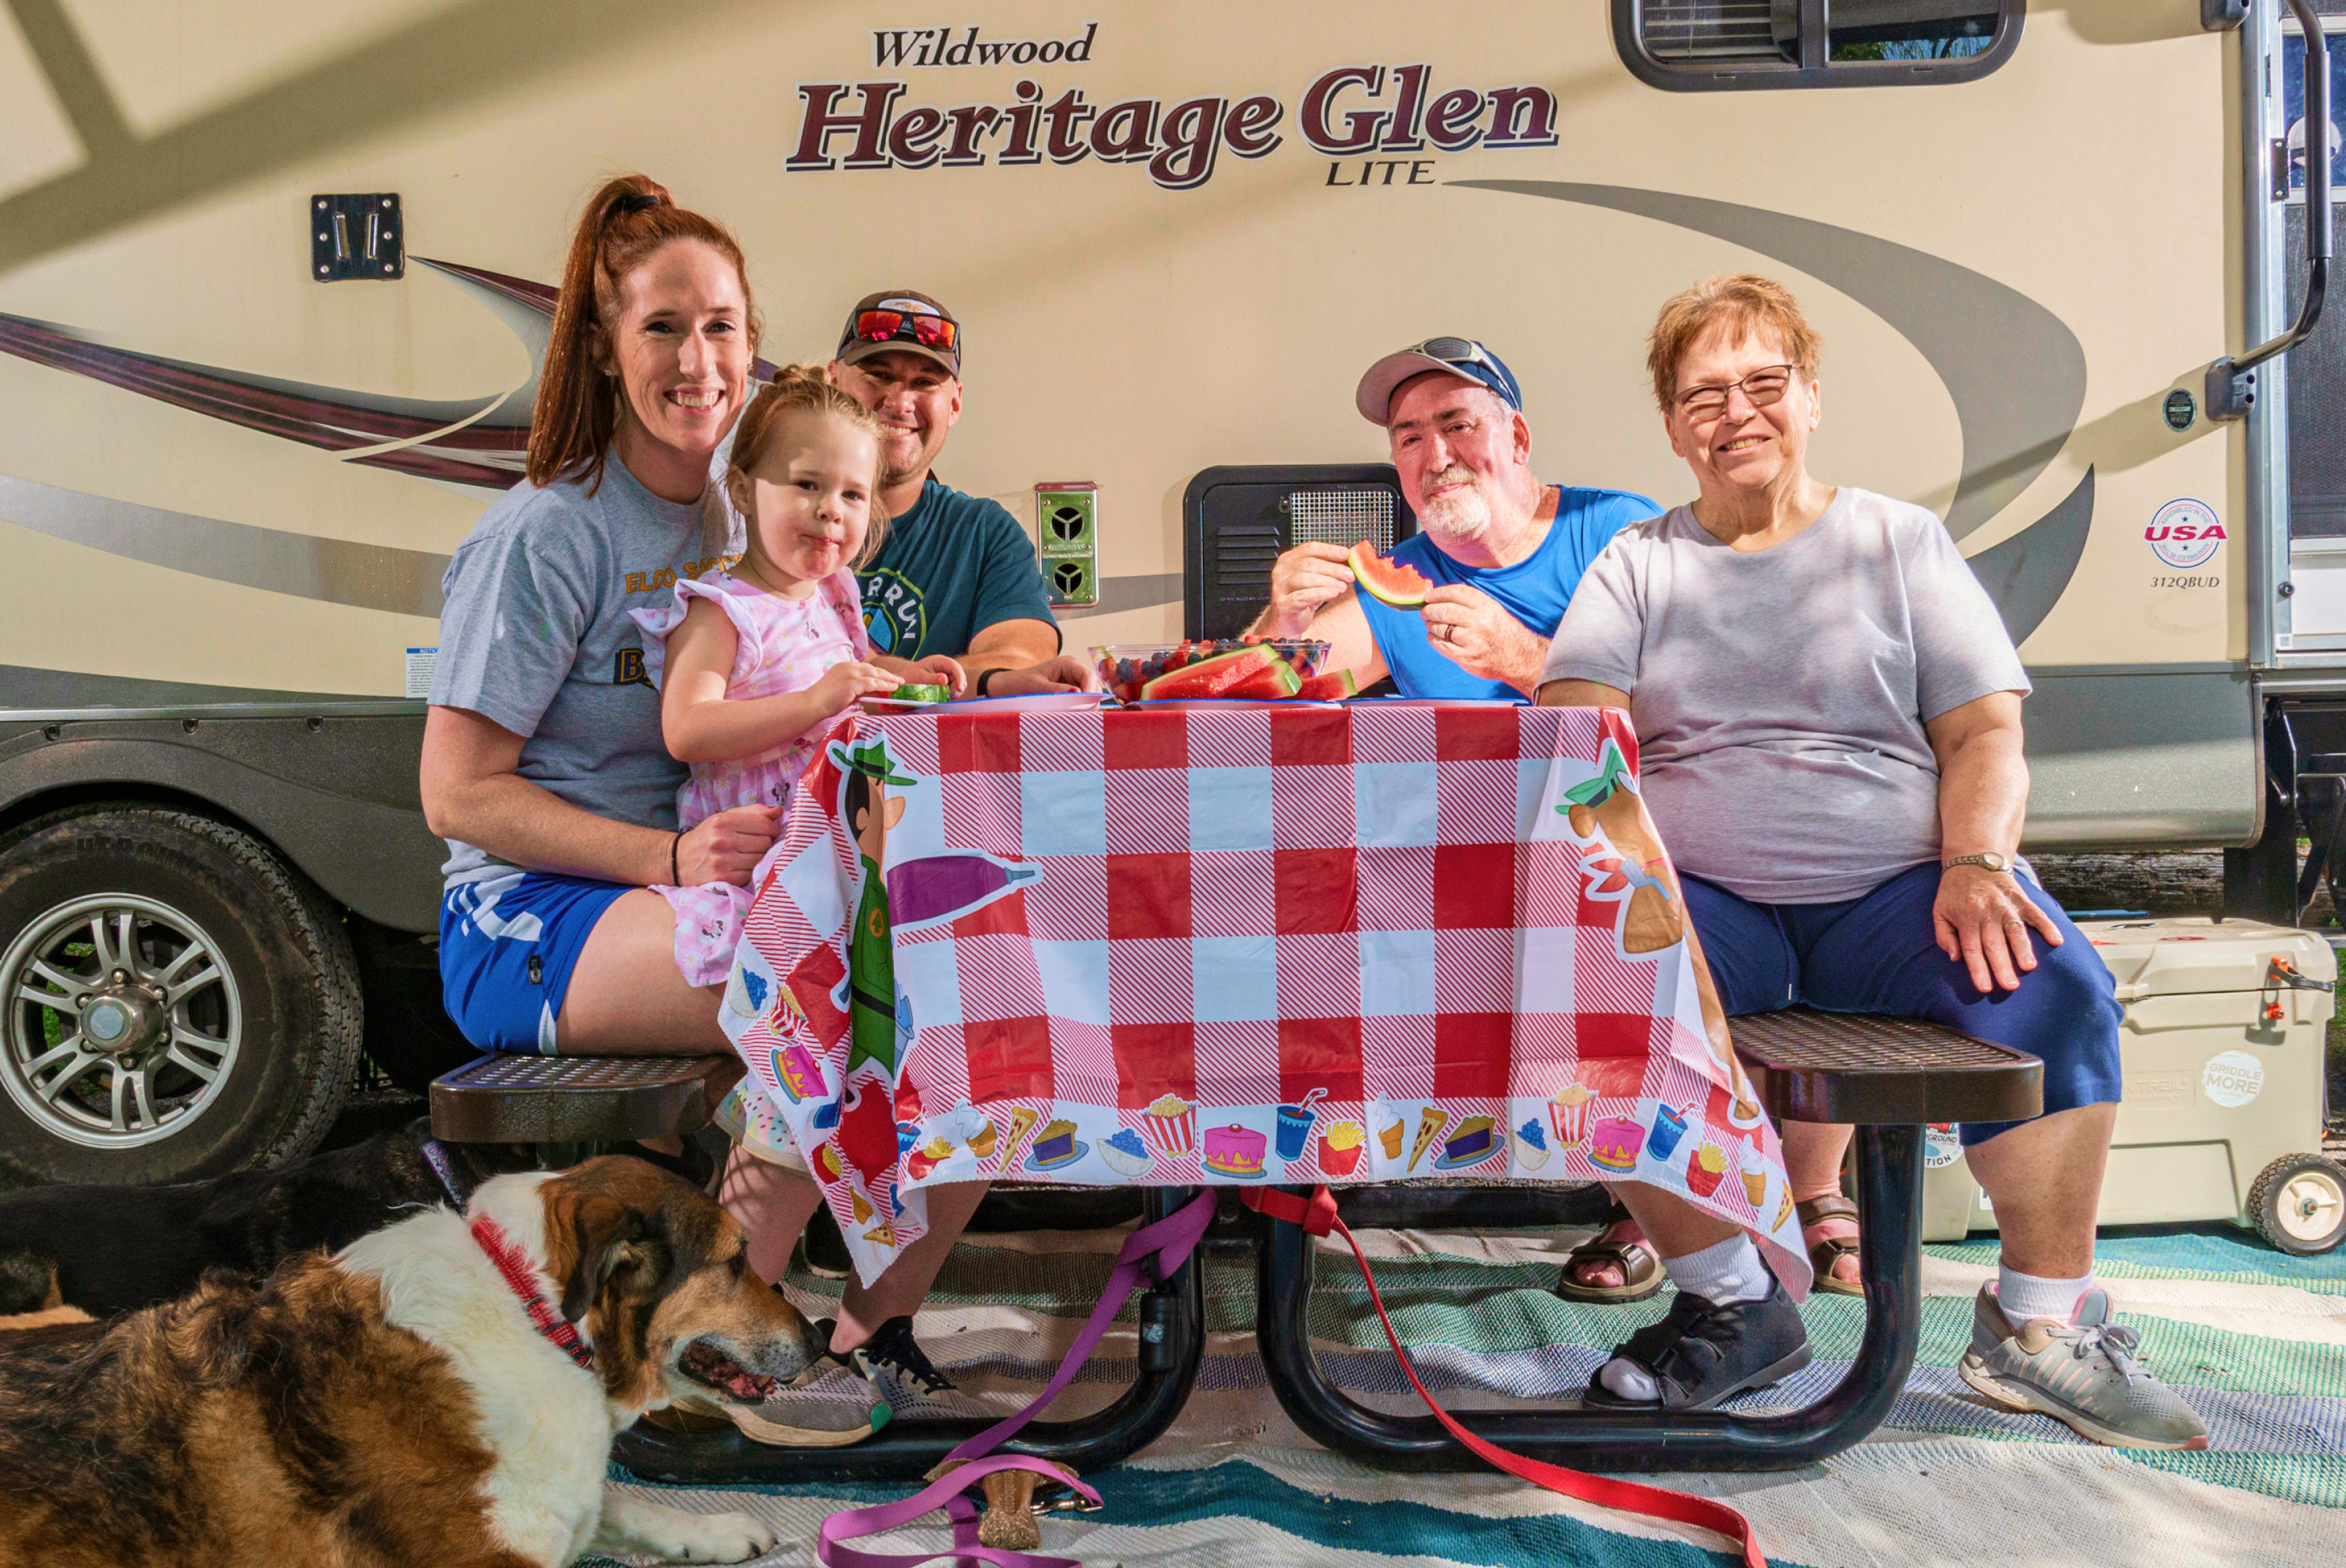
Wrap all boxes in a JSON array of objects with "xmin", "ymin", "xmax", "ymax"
[{"xmin": 634, "ymin": 366, "xmax": 962, "ymax": 985}]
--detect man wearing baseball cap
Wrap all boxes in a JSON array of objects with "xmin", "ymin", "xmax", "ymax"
[
  {"xmin": 1250, "ymin": 337, "xmax": 1654, "ymax": 700},
  {"xmin": 830, "ymin": 292, "xmax": 1092, "ymax": 696}
]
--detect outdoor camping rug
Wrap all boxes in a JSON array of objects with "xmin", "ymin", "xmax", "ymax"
[
  {"xmin": 712, "ymin": 701, "xmax": 1806, "ymax": 1293},
  {"xmin": 597, "ymin": 1219, "xmax": 2346, "ymax": 1568}
]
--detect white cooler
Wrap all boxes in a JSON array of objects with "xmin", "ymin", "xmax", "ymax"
[{"xmin": 1920, "ymin": 917, "xmax": 2345, "ymax": 1254}]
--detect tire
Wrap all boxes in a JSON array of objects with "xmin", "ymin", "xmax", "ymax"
[
  {"xmin": 0, "ymin": 808, "xmax": 360, "ymax": 1184},
  {"xmin": 2248, "ymin": 1153, "xmax": 2346, "ymax": 1256}
]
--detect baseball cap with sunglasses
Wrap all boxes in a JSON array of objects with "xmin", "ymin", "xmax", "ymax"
[
  {"xmin": 836, "ymin": 291, "xmax": 962, "ymax": 377},
  {"xmin": 1354, "ymin": 337, "xmax": 1525, "ymax": 426}
]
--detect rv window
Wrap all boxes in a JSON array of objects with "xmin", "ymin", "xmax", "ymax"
[{"xmin": 1616, "ymin": 0, "xmax": 2022, "ymax": 91}]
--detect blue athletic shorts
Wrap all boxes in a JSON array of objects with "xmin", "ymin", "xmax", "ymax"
[
  {"xmin": 1681, "ymin": 863, "xmax": 2123, "ymax": 1146},
  {"xmin": 439, "ymin": 870, "xmax": 632, "ymax": 1055}
]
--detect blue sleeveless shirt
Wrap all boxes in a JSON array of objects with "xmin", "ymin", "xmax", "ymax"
[{"xmin": 1359, "ymin": 485, "xmax": 1658, "ymax": 701}]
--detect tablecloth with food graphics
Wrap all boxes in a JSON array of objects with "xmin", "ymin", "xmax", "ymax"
[{"xmin": 714, "ymin": 700, "xmax": 1808, "ymax": 1294}]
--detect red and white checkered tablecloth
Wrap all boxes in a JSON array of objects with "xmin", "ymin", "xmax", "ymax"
[{"xmin": 717, "ymin": 700, "xmax": 1806, "ymax": 1292}]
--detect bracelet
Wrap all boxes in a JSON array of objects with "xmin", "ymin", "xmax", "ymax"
[
  {"xmin": 671, "ymin": 829, "xmax": 682, "ymax": 886},
  {"xmin": 975, "ymin": 668, "xmax": 998, "ymax": 698}
]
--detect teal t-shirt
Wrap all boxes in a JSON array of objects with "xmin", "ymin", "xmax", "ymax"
[{"xmin": 857, "ymin": 477, "xmax": 1058, "ymax": 659}]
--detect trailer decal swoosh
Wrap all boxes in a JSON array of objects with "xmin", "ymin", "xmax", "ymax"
[
  {"xmin": 0, "ymin": 474, "xmax": 447, "ymax": 618},
  {"xmin": 1966, "ymin": 468, "xmax": 2094, "ymax": 645},
  {"xmin": 1451, "ymin": 181, "xmax": 2089, "ymax": 544}
]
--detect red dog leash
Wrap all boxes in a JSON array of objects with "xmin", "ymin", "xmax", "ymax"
[{"xmin": 1240, "ymin": 1184, "xmax": 1770, "ymax": 1568}]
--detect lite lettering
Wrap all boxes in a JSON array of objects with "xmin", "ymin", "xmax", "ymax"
[{"xmin": 1326, "ymin": 158, "xmax": 1437, "ymax": 186}]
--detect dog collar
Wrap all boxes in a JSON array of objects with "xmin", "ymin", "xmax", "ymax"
[{"xmin": 470, "ymin": 1216, "xmax": 595, "ymax": 1373}]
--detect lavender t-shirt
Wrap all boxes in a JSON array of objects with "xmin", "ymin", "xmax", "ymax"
[{"xmin": 1540, "ymin": 487, "xmax": 2028, "ymax": 904}]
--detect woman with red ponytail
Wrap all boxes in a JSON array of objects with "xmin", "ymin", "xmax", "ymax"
[{"xmin": 418, "ymin": 177, "xmax": 975, "ymax": 1444}]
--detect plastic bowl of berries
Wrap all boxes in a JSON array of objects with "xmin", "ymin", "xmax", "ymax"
[{"xmin": 1094, "ymin": 638, "xmax": 1333, "ymax": 703}]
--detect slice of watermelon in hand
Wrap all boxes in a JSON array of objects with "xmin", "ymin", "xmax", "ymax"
[{"xmin": 1347, "ymin": 542, "xmax": 1432, "ymax": 610}]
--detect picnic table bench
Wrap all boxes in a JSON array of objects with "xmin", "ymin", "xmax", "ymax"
[{"xmin": 428, "ymin": 1007, "xmax": 2038, "ymax": 1481}]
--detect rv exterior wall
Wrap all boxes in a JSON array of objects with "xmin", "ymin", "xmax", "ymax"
[{"xmin": 0, "ymin": 7, "xmax": 2271, "ymax": 867}]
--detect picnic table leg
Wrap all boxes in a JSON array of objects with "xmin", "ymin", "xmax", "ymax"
[
  {"xmin": 613, "ymin": 1186, "xmax": 1208, "ymax": 1483},
  {"xmin": 1252, "ymin": 1125, "xmax": 1926, "ymax": 1472}
]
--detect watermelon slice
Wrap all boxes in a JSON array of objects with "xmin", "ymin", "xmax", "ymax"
[
  {"xmin": 1221, "ymin": 656, "xmax": 1303, "ymax": 700},
  {"xmin": 1347, "ymin": 542, "xmax": 1432, "ymax": 610},
  {"xmin": 1139, "ymin": 646, "xmax": 1279, "ymax": 700},
  {"xmin": 1295, "ymin": 669, "xmax": 1359, "ymax": 701}
]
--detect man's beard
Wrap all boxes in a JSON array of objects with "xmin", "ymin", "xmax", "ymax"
[
  {"xmin": 1416, "ymin": 466, "xmax": 1492, "ymax": 543},
  {"xmin": 880, "ymin": 428, "xmax": 935, "ymax": 488}
]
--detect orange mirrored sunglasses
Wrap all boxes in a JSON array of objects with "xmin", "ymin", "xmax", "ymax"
[{"xmin": 855, "ymin": 310, "xmax": 958, "ymax": 354}]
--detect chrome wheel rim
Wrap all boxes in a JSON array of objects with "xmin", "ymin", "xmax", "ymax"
[
  {"xmin": 2277, "ymin": 1168, "xmax": 2346, "ymax": 1246},
  {"xmin": 0, "ymin": 895, "xmax": 242, "ymax": 1149}
]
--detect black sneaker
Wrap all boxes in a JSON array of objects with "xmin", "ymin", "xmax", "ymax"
[
  {"xmin": 844, "ymin": 1315, "xmax": 957, "ymax": 1413},
  {"xmin": 1580, "ymin": 1274, "xmax": 1812, "ymax": 1412}
]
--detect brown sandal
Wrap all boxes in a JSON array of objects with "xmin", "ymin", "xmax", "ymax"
[
  {"xmin": 1796, "ymin": 1194, "xmax": 1864, "ymax": 1296},
  {"xmin": 1554, "ymin": 1214, "xmax": 1664, "ymax": 1304}
]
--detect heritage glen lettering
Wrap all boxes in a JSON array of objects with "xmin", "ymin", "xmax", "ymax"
[{"xmin": 787, "ymin": 64, "xmax": 1559, "ymax": 191}]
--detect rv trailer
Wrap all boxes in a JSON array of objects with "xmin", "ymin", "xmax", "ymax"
[{"xmin": 0, "ymin": 0, "xmax": 2336, "ymax": 1182}]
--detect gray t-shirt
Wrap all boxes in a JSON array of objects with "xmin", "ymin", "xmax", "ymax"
[
  {"xmin": 1540, "ymin": 487, "xmax": 2029, "ymax": 904},
  {"xmin": 430, "ymin": 455, "xmax": 739, "ymax": 886}
]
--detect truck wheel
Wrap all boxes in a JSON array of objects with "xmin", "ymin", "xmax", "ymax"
[
  {"xmin": 0, "ymin": 808, "xmax": 360, "ymax": 1184},
  {"xmin": 2248, "ymin": 1154, "xmax": 2346, "ymax": 1256}
]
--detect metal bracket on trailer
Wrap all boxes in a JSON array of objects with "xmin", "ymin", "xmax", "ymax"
[{"xmin": 2208, "ymin": 1, "xmax": 2330, "ymax": 419}]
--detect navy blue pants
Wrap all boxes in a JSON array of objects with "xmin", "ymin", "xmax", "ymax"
[{"xmin": 1681, "ymin": 863, "xmax": 2123, "ymax": 1146}]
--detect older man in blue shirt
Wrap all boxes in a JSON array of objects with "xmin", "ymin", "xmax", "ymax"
[{"xmin": 1251, "ymin": 338, "xmax": 1653, "ymax": 698}]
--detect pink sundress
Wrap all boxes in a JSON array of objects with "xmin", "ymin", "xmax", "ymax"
[{"xmin": 631, "ymin": 568, "xmax": 870, "ymax": 985}]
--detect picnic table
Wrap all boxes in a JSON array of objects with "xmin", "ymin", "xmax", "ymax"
[{"xmin": 431, "ymin": 696, "xmax": 2039, "ymax": 1484}]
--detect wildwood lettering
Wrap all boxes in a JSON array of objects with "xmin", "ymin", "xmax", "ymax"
[
  {"xmin": 873, "ymin": 22, "xmax": 1098, "ymax": 67},
  {"xmin": 787, "ymin": 63, "xmax": 1559, "ymax": 192}
]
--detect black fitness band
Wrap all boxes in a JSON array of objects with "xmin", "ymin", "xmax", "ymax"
[
  {"xmin": 671, "ymin": 830, "xmax": 682, "ymax": 886},
  {"xmin": 975, "ymin": 668, "xmax": 999, "ymax": 698}
]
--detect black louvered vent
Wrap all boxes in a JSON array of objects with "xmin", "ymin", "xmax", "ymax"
[{"xmin": 1183, "ymin": 466, "xmax": 1416, "ymax": 641}]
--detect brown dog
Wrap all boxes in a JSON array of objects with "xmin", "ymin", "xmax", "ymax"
[{"xmin": 0, "ymin": 1156, "xmax": 818, "ymax": 1567}]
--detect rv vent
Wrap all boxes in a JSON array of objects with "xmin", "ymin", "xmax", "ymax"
[
  {"xmin": 1181, "ymin": 464, "xmax": 1415, "ymax": 640},
  {"xmin": 1641, "ymin": 0, "xmax": 1789, "ymax": 61},
  {"xmin": 1287, "ymin": 487, "xmax": 1396, "ymax": 554}
]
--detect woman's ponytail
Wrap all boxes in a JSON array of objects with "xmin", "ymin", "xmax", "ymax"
[{"xmin": 525, "ymin": 174, "xmax": 761, "ymax": 493}]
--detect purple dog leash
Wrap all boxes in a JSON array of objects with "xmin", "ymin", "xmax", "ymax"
[{"xmin": 816, "ymin": 1191, "xmax": 1217, "ymax": 1568}]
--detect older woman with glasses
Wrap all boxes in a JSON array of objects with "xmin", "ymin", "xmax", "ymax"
[{"xmin": 1533, "ymin": 275, "xmax": 2205, "ymax": 1449}]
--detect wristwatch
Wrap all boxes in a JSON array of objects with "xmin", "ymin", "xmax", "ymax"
[{"xmin": 1945, "ymin": 851, "xmax": 2013, "ymax": 874}]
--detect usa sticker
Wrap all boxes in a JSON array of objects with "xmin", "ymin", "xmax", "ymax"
[{"xmin": 2146, "ymin": 498, "xmax": 2225, "ymax": 569}]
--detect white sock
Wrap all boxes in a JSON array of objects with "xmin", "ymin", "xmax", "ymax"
[
  {"xmin": 1597, "ymin": 1235, "xmax": 1770, "ymax": 1404},
  {"xmin": 1663, "ymin": 1233, "xmax": 1772, "ymax": 1307},
  {"xmin": 1997, "ymin": 1266, "xmax": 2092, "ymax": 1326}
]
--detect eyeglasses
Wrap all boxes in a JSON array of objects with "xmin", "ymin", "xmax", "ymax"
[
  {"xmin": 855, "ymin": 309, "xmax": 958, "ymax": 354},
  {"xmin": 1673, "ymin": 364, "xmax": 1800, "ymax": 419}
]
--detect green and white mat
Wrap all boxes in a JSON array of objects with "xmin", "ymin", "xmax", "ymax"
[{"xmin": 601, "ymin": 1221, "xmax": 2346, "ymax": 1567}]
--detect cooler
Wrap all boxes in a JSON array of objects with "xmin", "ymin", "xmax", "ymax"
[{"xmin": 1920, "ymin": 918, "xmax": 2345, "ymax": 1254}]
